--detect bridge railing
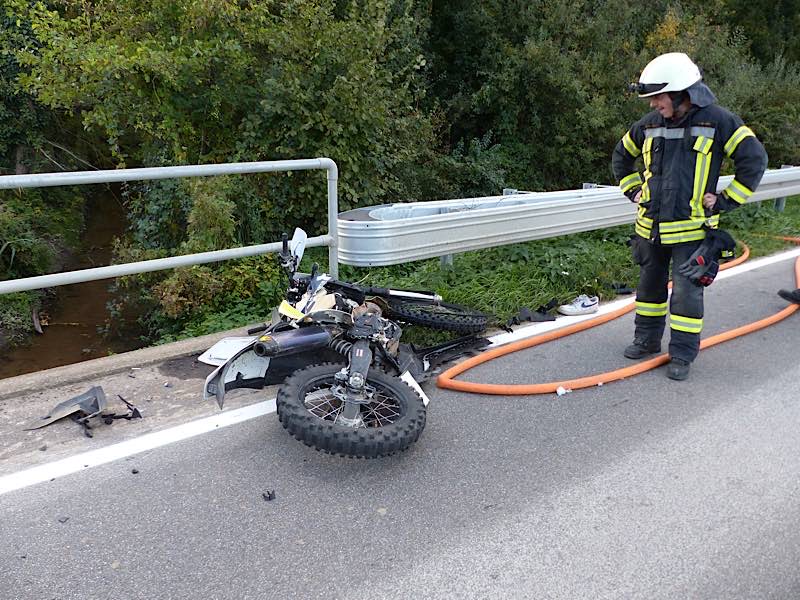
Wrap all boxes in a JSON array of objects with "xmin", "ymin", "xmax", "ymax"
[
  {"xmin": 1, "ymin": 162, "xmax": 799, "ymax": 293},
  {"xmin": 0, "ymin": 159, "xmax": 339, "ymax": 295}
]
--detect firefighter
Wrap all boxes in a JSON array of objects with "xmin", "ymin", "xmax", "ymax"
[{"xmin": 612, "ymin": 52, "xmax": 768, "ymax": 380}]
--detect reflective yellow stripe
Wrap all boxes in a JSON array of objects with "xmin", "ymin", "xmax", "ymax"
[
  {"xmin": 723, "ymin": 126, "xmax": 755, "ymax": 157},
  {"xmin": 620, "ymin": 172, "xmax": 643, "ymax": 193},
  {"xmin": 691, "ymin": 135, "xmax": 712, "ymax": 219},
  {"xmin": 660, "ymin": 229, "xmax": 706, "ymax": 244},
  {"xmin": 641, "ymin": 170, "xmax": 653, "ymax": 201},
  {"xmin": 670, "ymin": 314, "xmax": 703, "ymax": 333},
  {"xmin": 636, "ymin": 301, "xmax": 668, "ymax": 317},
  {"xmin": 636, "ymin": 206, "xmax": 652, "ymax": 236},
  {"xmin": 641, "ymin": 137, "xmax": 653, "ymax": 200},
  {"xmin": 659, "ymin": 217, "xmax": 709, "ymax": 233},
  {"xmin": 622, "ymin": 131, "xmax": 641, "ymax": 157},
  {"xmin": 724, "ymin": 178, "xmax": 754, "ymax": 204},
  {"xmin": 635, "ymin": 211, "xmax": 652, "ymax": 240},
  {"xmin": 692, "ymin": 136, "xmax": 713, "ymax": 154}
]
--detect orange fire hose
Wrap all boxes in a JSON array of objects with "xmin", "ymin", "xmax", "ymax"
[{"xmin": 437, "ymin": 240, "xmax": 800, "ymax": 395}]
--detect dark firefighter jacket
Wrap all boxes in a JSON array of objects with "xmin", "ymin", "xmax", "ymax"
[{"xmin": 612, "ymin": 86, "xmax": 768, "ymax": 245}]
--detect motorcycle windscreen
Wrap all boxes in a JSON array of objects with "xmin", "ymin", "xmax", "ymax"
[
  {"xmin": 289, "ymin": 227, "xmax": 307, "ymax": 264},
  {"xmin": 203, "ymin": 341, "xmax": 271, "ymax": 409}
]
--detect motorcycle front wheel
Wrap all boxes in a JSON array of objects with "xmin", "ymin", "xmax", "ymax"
[
  {"xmin": 384, "ymin": 299, "xmax": 489, "ymax": 334},
  {"xmin": 276, "ymin": 363, "xmax": 426, "ymax": 458}
]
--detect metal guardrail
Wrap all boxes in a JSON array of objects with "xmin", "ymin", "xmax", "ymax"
[
  {"xmin": 0, "ymin": 159, "xmax": 339, "ymax": 295},
  {"xmin": 2, "ymin": 163, "xmax": 799, "ymax": 292},
  {"xmin": 337, "ymin": 167, "xmax": 800, "ymax": 266}
]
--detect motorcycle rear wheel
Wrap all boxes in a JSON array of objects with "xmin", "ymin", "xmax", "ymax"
[
  {"xmin": 384, "ymin": 299, "xmax": 489, "ymax": 334},
  {"xmin": 276, "ymin": 363, "xmax": 426, "ymax": 458}
]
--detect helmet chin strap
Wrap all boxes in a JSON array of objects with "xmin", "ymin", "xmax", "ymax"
[{"xmin": 669, "ymin": 91, "xmax": 689, "ymax": 118}]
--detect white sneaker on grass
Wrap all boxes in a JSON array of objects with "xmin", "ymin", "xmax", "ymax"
[{"xmin": 557, "ymin": 294, "xmax": 599, "ymax": 316}]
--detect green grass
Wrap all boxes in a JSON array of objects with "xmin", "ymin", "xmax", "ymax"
[{"xmin": 159, "ymin": 196, "xmax": 800, "ymax": 345}]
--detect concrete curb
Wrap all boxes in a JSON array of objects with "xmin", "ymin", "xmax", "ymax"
[{"xmin": 0, "ymin": 325, "xmax": 252, "ymax": 401}]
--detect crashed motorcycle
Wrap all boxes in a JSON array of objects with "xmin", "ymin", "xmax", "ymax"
[{"xmin": 203, "ymin": 229, "xmax": 488, "ymax": 458}]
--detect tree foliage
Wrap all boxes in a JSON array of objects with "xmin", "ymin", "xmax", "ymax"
[
  {"xmin": 426, "ymin": 0, "xmax": 800, "ymax": 189},
  {"xmin": 11, "ymin": 0, "xmax": 436, "ymax": 235}
]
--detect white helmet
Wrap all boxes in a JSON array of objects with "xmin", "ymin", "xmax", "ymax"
[{"xmin": 634, "ymin": 52, "xmax": 702, "ymax": 97}]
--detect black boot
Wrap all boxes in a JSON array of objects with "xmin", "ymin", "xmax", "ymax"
[
  {"xmin": 623, "ymin": 338, "xmax": 662, "ymax": 359},
  {"xmin": 778, "ymin": 289, "xmax": 800, "ymax": 304},
  {"xmin": 666, "ymin": 358, "xmax": 690, "ymax": 381}
]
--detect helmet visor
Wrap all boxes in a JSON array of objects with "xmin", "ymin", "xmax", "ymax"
[{"xmin": 630, "ymin": 82, "xmax": 669, "ymax": 96}]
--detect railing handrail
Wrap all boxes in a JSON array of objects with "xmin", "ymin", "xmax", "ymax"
[
  {"xmin": 0, "ymin": 159, "xmax": 336, "ymax": 189},
  {"xmin": 0, "ymin": 158, "xmax": 339, "ymax": 295}
]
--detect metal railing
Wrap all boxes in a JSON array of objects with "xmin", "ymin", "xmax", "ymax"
[
  {"xmin": 2, "ymin": 162, "xmax": 799, "ymax": 292},
  {"xmin": 0, "ymin": 159, "xmax": 339, "ymax": 295}
]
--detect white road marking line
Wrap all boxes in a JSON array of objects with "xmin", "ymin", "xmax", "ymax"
[
  {"xmin": 3, "ymin": 247, "xmax": 799, "ymax": 495},
  {"xmin": 0, "ymin": 400, "xmax": 275, "ymax": 496}
]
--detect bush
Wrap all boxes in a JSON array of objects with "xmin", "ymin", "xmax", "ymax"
[{"xmin": 0, "ymin": 292, "xmax": 36, "ymax": 349}]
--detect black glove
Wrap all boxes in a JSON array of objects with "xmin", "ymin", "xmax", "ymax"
[
  {"xmin": 678, "ymin": 251, "xmax": 719, "ymax": 286},
  {"xmin": 677, "ymin": 228, "xmax": 735, "ymax": 287}
]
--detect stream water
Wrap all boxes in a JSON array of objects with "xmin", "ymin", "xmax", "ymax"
[{"xmin": 0, "ymin": 193, "xmax": 144, "ymax": 379}]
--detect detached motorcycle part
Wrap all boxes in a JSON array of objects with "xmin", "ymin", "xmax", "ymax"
[
  {"xmin": 26, "ymin": 386, "xmax": 108, "ymax": 430},
  {"xmin": 384, "ymin": 299, "xmax": 489, "ymax": 334},
  {"xmin": 253, "ymin": 326, "xmax": 332, "ymax": 357},
  {"xmin": 276, "ymin": 363, "xmax": 426, "ymax": 458}
]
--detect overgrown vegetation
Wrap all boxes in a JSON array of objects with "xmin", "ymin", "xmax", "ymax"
[
  {"xmin": 2, "ymin": 0, "xmax": 800, "ymax": 352},
  {"xmin": 141, "ymin": 196, "xmax": 799, "ymax": 346},
  {"xmin": 1, "ymin": 4, "xmax": 91, "ymax": 350}
]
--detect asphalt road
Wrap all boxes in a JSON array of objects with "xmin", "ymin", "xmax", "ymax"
[{"xmin": 1, "ymin": 254, "xmax": 799, "ymax": 599}]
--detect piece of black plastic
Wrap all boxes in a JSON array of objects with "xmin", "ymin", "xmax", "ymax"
[{"xmin": 506, "ymin": 305, "xmax": 556, "ymax": 327}]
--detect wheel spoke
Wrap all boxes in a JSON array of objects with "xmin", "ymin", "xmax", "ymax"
[
  {"xmin": 302, "ymin": 381, "xmax": 402, "ymax": 426},
  {"xmin": 303, "ymin": 387, "xmax": 343, "ymax": 420},
  {"xmin": 361, "ymin": 392, "xmax": 401, "ymax": 426}
]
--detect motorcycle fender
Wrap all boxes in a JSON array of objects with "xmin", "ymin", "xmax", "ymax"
[{"xmin": 203, "ymin": 340, "xmax": 271, "ymax": 409}]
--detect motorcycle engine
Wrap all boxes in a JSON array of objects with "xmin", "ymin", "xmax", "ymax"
[{"xmin": 349, "ymin": 302, "xmax": 401, "ymax": 355}]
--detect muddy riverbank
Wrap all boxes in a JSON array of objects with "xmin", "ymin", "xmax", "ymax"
[{"xmin": 0, "ymin": 192, "xmax": 144, "ymax": 379}]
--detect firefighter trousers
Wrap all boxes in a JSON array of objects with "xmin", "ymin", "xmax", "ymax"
[{"xmin": 631, "ymin": 237, "xmax": 704, "ymax": 363}]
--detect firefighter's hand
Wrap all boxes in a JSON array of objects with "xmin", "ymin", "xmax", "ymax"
[
  {"xmin": 702, "ymin": 192, "xmax": 717, "ymax": 209},
  {"xmin": 633, "ymin": 190, "xmax": 642, "ymax": 203}
]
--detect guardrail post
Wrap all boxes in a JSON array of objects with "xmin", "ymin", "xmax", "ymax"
[
  {"xmin": 439, "ymin": 205, "xmax": 455, "ymax": 268},
  {"xmin": 774, "ymin": 164, "xmax": 792, "ymax": 212},
  {"xmin": 318, "ymin": 158, "xmax": 339, "ymax": 279}
]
